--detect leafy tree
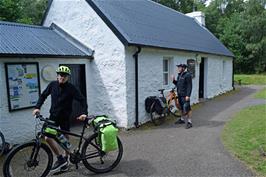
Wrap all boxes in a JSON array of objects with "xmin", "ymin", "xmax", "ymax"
[
  {"xmin": 153, "ymin": 0, "xmax": 206, "ymax": 13},
  {"xmin": 0, "ymin": 0, "xmax": 22, "ymax": 22},
  {"xmin": 0, "ymin": 0, "xmax": 47, "ymax": 25},
  {"xmin": 240, "ymin": 0, "xmax": 266, "ymax": 73}
]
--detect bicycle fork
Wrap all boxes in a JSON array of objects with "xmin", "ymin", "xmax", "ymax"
[{"xmin": 27, "ymin": 139, "xmax": 42, "ymax": 168}]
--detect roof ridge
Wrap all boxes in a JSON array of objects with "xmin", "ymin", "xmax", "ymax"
[{"xmin": 0, "ymin": 21, "xmax": 51, "ymax": 30}]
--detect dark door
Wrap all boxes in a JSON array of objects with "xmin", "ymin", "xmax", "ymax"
[
  {"xmin": 60, "ymin": 64, "xmax": 87, "ymax": 125},
  {"xmin": 199, "ymin": 58, "xmax": 205, "ymax": 98}
]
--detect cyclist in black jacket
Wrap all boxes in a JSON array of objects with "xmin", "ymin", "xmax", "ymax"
[
  {"xmin": 172, "ymin": 64, "xmax": 193, "ymax": 129},
  {"xmin": 32, "ymin": 66, "xmax": 88, "ymax": 173}
]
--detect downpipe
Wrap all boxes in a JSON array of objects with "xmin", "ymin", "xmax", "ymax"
[{"xmin": 133, "ymin": 46, "xmax": 141, "ymax": 128}]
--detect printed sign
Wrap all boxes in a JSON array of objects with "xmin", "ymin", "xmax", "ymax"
[
  {"xmin": 187, "ymin": 59, "xmax": 196, "ymax": 78},
  {"xmin": 5, "ymin": 63, "xmax": 40, "ymax": 111}
]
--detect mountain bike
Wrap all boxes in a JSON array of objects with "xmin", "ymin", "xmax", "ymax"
[
  {"xmin": 150, "ymin": 88, "xmax": 180, "ymax": 125},
  {"xmin": 0, "ymin": 130, "xmax": 6, "ymax": 156},
  {"xmin": 3, "ymin": 114, "xmax": 123, "ymax": 177}
]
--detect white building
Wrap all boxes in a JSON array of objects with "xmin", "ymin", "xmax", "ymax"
[{"xmin": 0, "ymin": 0, "xmax": 234, "ymax": 143}]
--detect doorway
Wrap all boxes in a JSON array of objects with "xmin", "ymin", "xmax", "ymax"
[
  {"xmin": 199, "ymin": 57, "xmax": 205, "ymax": 99},
  {"xmin": 60, "ymin": 64, "xmax": 87, "ymax": 125}
]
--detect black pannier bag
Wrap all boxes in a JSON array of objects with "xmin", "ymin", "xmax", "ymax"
[
  {"xmin": 154, "ymin": 97, "xmax": 165, "ymax": 114},
  {"xmin": 145, "ymin": 96, "xmax": 166, "ymax": 114},
  {"xmin": 145, "ymin": 96, "xmax": 157, "ymax": 113}
]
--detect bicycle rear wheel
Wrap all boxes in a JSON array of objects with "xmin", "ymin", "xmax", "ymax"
[
  {"xmin": 150, "ymin": 102, "xmax": 165, "ymax": 126},
  {"xmin": 3, "ymin": 141, "xmax": 53, "ymax": 177},
  {"xmin": 0, "ymin": 131, "xmax": 5, "ymax": 156},
  {"xmin": 82, "ymin": 133, "xmax": 123, "ymax": 173}
]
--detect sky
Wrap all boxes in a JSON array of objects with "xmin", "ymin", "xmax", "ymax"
[{"xmin": 205, "ymin": 0, "xmax": 212, "ymax": 6}]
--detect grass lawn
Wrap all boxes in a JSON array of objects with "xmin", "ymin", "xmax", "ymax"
[
  {"xmin": 254, "ymin": 88, "xmax": 266, "ymax": 99},
  {"xmin": 222, "ymin": 104, "xmax": 266, "ymax": 176},
  {"xmin": 234, "ymin": 74, "xmax": 266, "ymax": 85}
]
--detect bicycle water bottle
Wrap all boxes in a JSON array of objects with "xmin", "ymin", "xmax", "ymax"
[{"xmin": 57, "ymin": 134, "xmax": 71, "ymax": 149}]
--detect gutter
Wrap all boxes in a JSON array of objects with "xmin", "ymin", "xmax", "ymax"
[{"xmin": 133, "ymin": 46, "xmax": 141, "ymax": 128}]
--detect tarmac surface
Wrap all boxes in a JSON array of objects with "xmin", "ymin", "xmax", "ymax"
[{"xmin": 1, "ymin": 85, "xmax": 265, "ymax": 177}]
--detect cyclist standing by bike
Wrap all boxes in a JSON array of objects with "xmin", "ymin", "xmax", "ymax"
[
  {"xmin": 32, "ymin": 65, "xmax": 88, "ymax": 173},
  {"xmin": 172, "ymin": 64, "xmax": 193, "ymax": 129}
]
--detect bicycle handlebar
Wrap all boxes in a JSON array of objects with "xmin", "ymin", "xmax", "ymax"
[
  {"xmin": 35, "ymin": 113, "xmax": 96, "ymax": 126},
  {"xmin": 35, "ymin": 113, "xmax": 56, "ymax": 125}
]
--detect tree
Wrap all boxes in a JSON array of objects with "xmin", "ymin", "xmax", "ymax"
[
  {"xmin": 0, "ymin": 0, "xmax": 22, "ymax": 22},
  {"xmin": 240, "ymin": 0, "xmax": 266, "ymax": 73},
  {"xmin": 0, "ymin": 0, "xmax": 48, "ymax": 25},
  {"xmin": 153, "ymin": 0, "xmax": 206, "ymax": 13},
  {"xmin": 203, "ymin": 0, "xmax": 265, "ymax": 73}
]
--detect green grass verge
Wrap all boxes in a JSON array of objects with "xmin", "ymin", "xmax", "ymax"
[
  {"xmin": 234, "ymin": 74, "xmax": 266, "ymax": 85},
  {"xmin": 222, "ymin": 104, "xmax": 266, "ymax": 176},
  {"xmin": 254, "ymin": 88, "xmax": 266, "ymax": 99}
]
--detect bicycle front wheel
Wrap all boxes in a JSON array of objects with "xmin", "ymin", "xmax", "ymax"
[
  {"xmin": 150, "ymin": 102, "xmax": 165, "ymax": 126},
  {"xmin": 82, "ymin": 133, "xmax": 123, "ymax": 173},
  {"xmin": 3, "ymin": 141, "xmax": 53, "ymax": 177},
  {"xmin": 0, "ymin": 131, "xmax": 5, "ymax": 156}
]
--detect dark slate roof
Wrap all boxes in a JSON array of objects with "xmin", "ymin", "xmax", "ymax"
[
  {"xmin": 85, "ymin": 0, "xmax": 233, "ymax": 57},
  {"xmin": 0, "ymin": 21, "xmax": 93, "ymax": 58}
]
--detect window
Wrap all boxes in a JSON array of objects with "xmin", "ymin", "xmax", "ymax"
[
  {"xmin": 163, "ymin": 58, "xmax": 170, "ymax": 85},
  {"xmin": 222, "ymin": 60, "xmax": 226, "ymax": 79},
  {"xmin": 187, "ymin": 59, "xmax": 196, "ymax": 78}
]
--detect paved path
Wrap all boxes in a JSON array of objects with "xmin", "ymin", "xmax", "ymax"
[
  {"xmin": 1, "ymin": 86, "xmax": 265, "ymax": 177},
  {"xmin": 58, "ymin": 85, "xmax": 265, "ymax": 177}
]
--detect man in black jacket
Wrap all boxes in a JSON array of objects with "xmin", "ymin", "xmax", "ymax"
[
  {"xmin": 32, "ymin": 65, "xmax": 88, "ymax": 172},
  {"xmin": 172, "ymin": 64, "xmax": 193, "ymax": 129}
]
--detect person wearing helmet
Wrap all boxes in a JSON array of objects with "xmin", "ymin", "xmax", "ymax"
[
  {"xmin": 172, "ymin": 64, "xmax": 193, "ymax": 129},
  {"xmin": 32, "ymin": 65, "xmax": 88, "ymax": 173}
]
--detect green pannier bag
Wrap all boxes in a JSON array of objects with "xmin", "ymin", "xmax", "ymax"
[
  {"xmin": 100, "ymin": 124, "xmax": 118, "ymax": 152},
  {"xmin": 93, "ymin": 116, "xmax": 119, "ymax": 152}
]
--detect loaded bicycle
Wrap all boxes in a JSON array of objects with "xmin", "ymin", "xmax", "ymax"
[
  {"xmin": 145, "ymin": 88, "xmax": 180, "ymax": 126},
  {"xmin": 3, "ymin": 113, "xmax": 123, "ymax": 177}
]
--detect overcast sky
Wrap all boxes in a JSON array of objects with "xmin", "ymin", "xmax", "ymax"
[{"xmin": 205, "ymin": 0, "xmax": 212, "ymax": 6}]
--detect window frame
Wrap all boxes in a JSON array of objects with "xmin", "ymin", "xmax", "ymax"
[{"xmin": 163, "ymin": 57, "xmax": 172, "ymax": 86}]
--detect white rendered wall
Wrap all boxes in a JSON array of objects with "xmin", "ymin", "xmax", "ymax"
[
  {"xmin": 125, "ymin": 47, "xmax": 201, "ymax": 127},
  {"xmin": 0, "ymin": 58, "xmax": 90, "ymax": 144},
  {"xmin": 43, "ymin": 0, "xmax": 128, "ymax": 127},
  {"xmin": 204, "ymin": 55, "xmax": 233, "ymax": 98},
  {"xmin": 125, "ymin": 47, "xmax": 233, "ymax": 127}
]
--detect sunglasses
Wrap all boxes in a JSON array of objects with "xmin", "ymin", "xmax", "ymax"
[{"xmin": 58, "ymin": 73, "xmax": 69, "ymax": 77}]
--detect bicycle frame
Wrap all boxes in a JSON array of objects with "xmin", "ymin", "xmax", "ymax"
[
  {"xmin": 43, "ymin": 123, "xmax": 88, "ymax": 153},
  {"xmin": 37, "ymin": 117, "xmax": 102, "ymax": 163},
  {"xmin": 166, "ymin": 89, "xmax": 180, "ymax": 110}
]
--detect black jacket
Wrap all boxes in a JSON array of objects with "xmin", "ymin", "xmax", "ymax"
[
  {"xmin": 35, "ymin": 81, "xmax": 88, "ymax": 118},
  {"xmin": 173, "ymin": 71, "xmax": 192, "ymax": 97}
]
